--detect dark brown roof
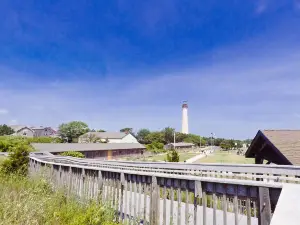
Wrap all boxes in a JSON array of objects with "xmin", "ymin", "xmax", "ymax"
[{"xmin": 262, "ymin": 130, "xmax": 300, "ymax": 165}]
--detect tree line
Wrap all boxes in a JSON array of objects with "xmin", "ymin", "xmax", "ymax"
[{"xmin": 0, "ymin": 122, "xmax": 252, "ymax": 150}]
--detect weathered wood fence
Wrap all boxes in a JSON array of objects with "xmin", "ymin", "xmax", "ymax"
[{"xmin": 28, "ymin": 155, "xmax": 290, "ymax": 225}]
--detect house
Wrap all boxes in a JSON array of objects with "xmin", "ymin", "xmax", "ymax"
[
  {"xmin": 164, "ymin": 142, "xmax": 195, "ymax": 150},
  {"xmin": 245, "ymin": 130, "xmax": 300, "ymax": 165},
  {"xmin": 30, "ymin": 126, "xmax": 57, "ymax": 137},
  {"xmin": 31, "ymin": 143, "xmax": 146, "ymax": 160},
  {"xmin": 78, "ymin": 132, "xmax": 138, "ymax": 144},
  {"xmin": 10, "ymin": 125, "xmax": 35, "ymax": 137}
]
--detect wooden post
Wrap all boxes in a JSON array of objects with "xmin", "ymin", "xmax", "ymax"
[
  {"xmin": 150, "ymin": 176, "xmax": 159, "ymax": 225},
  {"xmin": 258, "ymin": 187, "xmax": 271, "ymax": 225}
]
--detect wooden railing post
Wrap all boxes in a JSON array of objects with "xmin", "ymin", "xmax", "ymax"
[
  {"xmin": 150, "ymin": 176, "xmax": 159, "ymax": 225},
  {"xmin": 258, "ymin": 187, "xmax": 272, "ymax": 225}
]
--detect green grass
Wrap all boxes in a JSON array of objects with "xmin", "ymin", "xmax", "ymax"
[
  {"xmin": 196, "ymin": 150, "xmax": 255, "ymax": 164},
  {"xmin": 144, "ymin": 152, "xmax": 199, "ymax": 162},
  {"xmin": 0, "ymin": 156, "xmax": 6, "ymax": 163},
  {"xmin": 0, "ymin": 174, "xmax": 119, "ymax": 225}
]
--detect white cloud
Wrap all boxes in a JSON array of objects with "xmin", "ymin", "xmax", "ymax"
[{"xmin": 0, "ymin": 109, "xmax": 9, "ymax": 115}]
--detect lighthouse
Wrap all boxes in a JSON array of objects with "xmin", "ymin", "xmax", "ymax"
[{"xmin": 181, "ymin": 101, "xmax": 189, "ymax": 134}]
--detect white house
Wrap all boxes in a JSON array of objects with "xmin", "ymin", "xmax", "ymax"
[
  {"xmin": 10, "ymin": 125, "xmax": 35, "ymax": 137},
  {"xmin": 78, "ymin": 132, "xmax": 139, "ymax": 144}
]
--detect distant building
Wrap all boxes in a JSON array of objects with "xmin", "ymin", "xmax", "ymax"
[
  {"xmin": 31, "ymin": 143, "xmax": 146, "ymax": 160},
  {"xmin": 78, "ymin": 132, "xmax": 138, "ymax": 144},
  {"xmin": 10, "ymin": 125, "xmax": 35, "ymax": 137},
  {"xmin": 30, "ymin": 126, "xmax": 57, "ymax": 137},
  {"xmin": 164, "ymin": 142, "xmax": 195, "ymax": 150},
  {"xmin": 245, "ymin": 130, "xmax": 300, "ymax": 165}
]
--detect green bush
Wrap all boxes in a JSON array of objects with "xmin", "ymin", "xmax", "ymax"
[
  {"xmin": 146, "ymin": 141, "xmax": 165, "ymax": 153},
  {"xmin": 0, "ymin": 174, "xmax": 118, "ymax": 225},
  {"xmin": 166, "ymin": 149, "xmax": 179, "ymax": 162},
  {"xmin": 0, "ymin": 143, "xmax": 31, "ymax": 175},
  {"xmin": 60, "ymin": 151, "xmax": 85, "ymax": 158}
]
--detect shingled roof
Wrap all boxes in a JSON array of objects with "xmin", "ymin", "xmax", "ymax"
[
  {"xmin": 31, "ymin": 143, "xmax": 146, "ymax": 153},
  {"xmin": 245, "ymin": 130, "xmax": 300, "ymax": 165},
  {"xmin": 79, "ymin": 132, "xmax": 128, "ymax": 139}
]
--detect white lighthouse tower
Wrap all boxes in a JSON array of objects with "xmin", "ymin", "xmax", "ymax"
[{"xmin": 181, "ymin": 101, "xmax": 189, "ymax": 134}]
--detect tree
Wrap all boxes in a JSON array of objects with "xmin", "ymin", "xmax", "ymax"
[
  {"xmin": 0, "ymin": 124, "xmax": 14, "ymax": 136},
  {"xmin": 146, "ymin": 141, "xmax": 165, "ymax": 153},
  {"xmin": 120, "ymin": 128, "xmax": 133, "ymax": 133},
  {"xmin": 81, "ymin": 133, "xmax": 102, "ymax": 143},
  {"xmin": 60, "ymin": 151, "xmax": 85, "ymax": 158},
  {"xmin": 58, "ymin": 121, "xmax": 89, "ymax": 143},
  {"xmin": 220, "ymin": 140, "xmax": 231, "ymax": 151},
  {"xmin": 97, "ymin": 129, "xmax": 106, "ymax": 132},
  {"xmin": 0, "ymin": 142, "xmax": 31, "ymax": 175},
  {"xmin": 144, "ymin": 132, "xmax": 164, "ymax": 144},
  {"xmin": 166, "ymin": 149, "xmax": 179, "ymax": 162},
  {"xmin": 136, "ymin": 129, "xmax": 151, "ymax": 143},
  {"xmin": 162, "ymin": 127, "xmax": 175, "ymax": 144}
]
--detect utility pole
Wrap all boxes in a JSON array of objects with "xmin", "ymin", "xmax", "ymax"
[{"xmin": 173, "ymin": 131, "xmax": 176, "ymax": 150}]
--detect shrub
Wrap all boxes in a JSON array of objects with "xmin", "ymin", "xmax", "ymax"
[
  {"xmin": 0, "ymin": 143, "xmax": 31, "ymax": 175},
  {"xmin": 0, "ymin": 175, "xmax": 118, "ymax": 225},
  {"xmin": 166, "ymin": 149, "xmax": 179, "ymax": 162},
  {"xmin": 146, "ymin": 141, "xmax": 165, "ymax": 153},
  {"xmin": 60, "ymin": 151, "xmax": 85, "ymax": 158}
]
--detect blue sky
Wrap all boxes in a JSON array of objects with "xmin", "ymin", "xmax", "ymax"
[{"xmin": 0, "ymin": 0, "xmax": 300, "ymax": 139}]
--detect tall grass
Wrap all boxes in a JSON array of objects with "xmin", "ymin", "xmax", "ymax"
[{"xmin": 0, "ymin": 174, "xmax": 119, "ymax": 225}]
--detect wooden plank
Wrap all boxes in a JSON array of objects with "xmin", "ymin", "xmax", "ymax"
[
  {"xmin": 203, "ymin": 190, "xmax": 207, "ymax": 225},
  {"xmin": 258, "ymin": 187, "xmax": 271, "ymax": 225},
  {"xmin": 134, "ymin": 177, "xmax": 138, "ymax": 221},
  {"xmin": 124, "ymin": 176, "xmax": 128, "ymax": 224},
  {"xmin": 138, "ymin": 179, "xmax": 142, "ymax": 222},
  {"xmin": 234, "ymin": 193, "xmax": 239, "ymax": 225},
  {"xmin": 120, "ymin": 173, "xmax": 125, "ymax": 223},
  {"xmin": 185, "ymin": 188, "xmax": 189, "ymax": 225},
  {"xmin": 213, "ymin": 192, "xmax": 217, "ymax": 225},
  {"xmin": 246, "ymin": 190, "xmax": 251, "ymax": 225},
  {"xmin": 177, "ymin": 187, "xmax": 181, "ymax": 225},
  {"xmin": 170, "ymin": 185, "xmax": 174, "ymax": 225},
  {"xmin": 163, "ymin": 185, "xmax": 167, "ymax": 225},
  {"xmin": 143, "ymin": 182, "xmax": 147, "ymax": 224},
  {"xmin": 223, "ymin": 194, "xmax": 227, "ymax": 225}
]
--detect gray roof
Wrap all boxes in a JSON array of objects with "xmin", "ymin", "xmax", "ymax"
[
  {"xmin": 79, "ymin": 132, "xmax": 128, "ymax": 139},
  {"xmin": 9, "ymin": 125, "xmax": 33, "ymax": 132},
  {"xmin": 167, "ymin": 142, "xmax": 195, "ymax": 147},
  {"xmin": 31, "ymin": 143, "xmax": 146, "ymax": 153}
]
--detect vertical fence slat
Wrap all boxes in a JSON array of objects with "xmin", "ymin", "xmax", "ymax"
[
  {"xmin": 213, "ymin": 191, "xmax": 217, "ymax": 225},
  {"xmin": 246, "ymin": 188, "xmax": 251, "ymax": 225},
  {"xmin": 170, "ymin": 184, "xmax": 174, "ymax": 225},
  {"xmin": 234, "ymin": 191, "xmax": 238, "ymax": 225},
  {"xmin": 177, "ymin": 185, "xmax": 181, "ymax": 225},
  {"xmin": 203, "ymin": 189, "xmax": 207, "ymax": 225},
  {"xmin": 258, "ymin": 187, "xmax": 271, "ymax": 225},
  {"xmin": 163, "ymin": 182, "xmax": 167, "ymax": 225},
  {"xmin": 223, "ymin": 194, "xmax": 227, "ymax": 225}
]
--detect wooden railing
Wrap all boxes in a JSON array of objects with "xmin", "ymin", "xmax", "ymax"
[
  {"xmin": 31, "ymin": 153, "xmax": 300, "ymax": 184},
  {"xmin": 28, "ymin": 155, "xmax": 292, "ymax": 225}
]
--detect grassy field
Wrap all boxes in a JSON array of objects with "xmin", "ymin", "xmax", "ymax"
[
  {"xmin": 122, "ymin": 152, "xmax": 199, "ymax": 162},
  {"xmin": 196, "ymin": 151, "xmax": 255, "ymax": 164}
]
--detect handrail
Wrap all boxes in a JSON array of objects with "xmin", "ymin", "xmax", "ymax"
[{"xmin": 30, "ymin": 154, "xmax": 300, "ymax": 183}]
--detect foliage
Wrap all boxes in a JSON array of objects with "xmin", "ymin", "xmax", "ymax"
[
  {"xmin": 0, "ymin": 124, "xmax": 14, "ymax": 136},
  {"xmin": 58, "ymin": 121, "xmax": 90, "ymax": 142},
  {"xmin": 144, "ymin": 131, "xmax": 164, "ymax": 144},
  {"xmin": 136, "ymin": 128, "xmax": 151, "ymax": 143},
  {"xmin": 60, "ymin": 151, "xmax": 85, "ymax": 158},
  {"xmin": 120, "ymin": 127, "xmax": 133, "ymax": 133},
  {"xmin": 183, "ymin": 134, "xmax": 206, "ymax": 147},
  {"xmin": 220, "ymin": 140, "xmax": 231, "ymax": 150},
  {"xmin": 0, "ymin": 136, "xmax": 62, "ymax": 152},
  {"xmin": 146, "ymin": 141, "xmax": 165, "ymax": 153},
  {"xmin": 166, "ymin": 149, "xmax": 179, "ymax": 162},
  {"xmin": 163, "ymin": 127, "xmax": 175, "ymax": 144},
  {"xmin": 97, "ymin": 129, "xmax": 106, "ymax": 132},
  {"xmin": 0, "ymin": 143, "xmax": 31, "ymax": 175},
  {"xmin": 81, "ymin": 133, "xmax": 102, "ymax": 143},
  {"xmin": 0, "ymin": 174, "xmax": 119, "ymax": 225}
]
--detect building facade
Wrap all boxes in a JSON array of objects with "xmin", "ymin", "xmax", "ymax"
[{"xmin": 78, "ymin": 132, "xmax": 139, "ymax": 144}]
